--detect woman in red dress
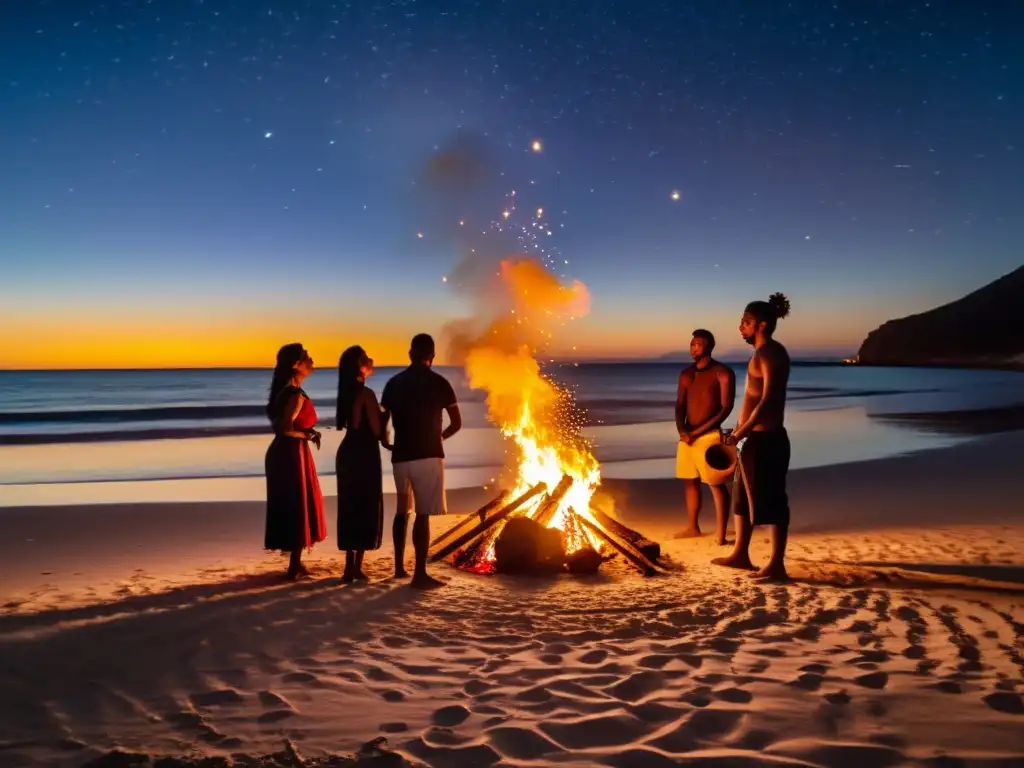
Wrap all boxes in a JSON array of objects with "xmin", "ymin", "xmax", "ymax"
[{"xmin": 265, "ymin": 343, "xmax": 327, "ymax": 580}]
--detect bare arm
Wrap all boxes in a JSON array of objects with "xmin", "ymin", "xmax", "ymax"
[
  {"xmin": 379, "ymin": 407, "xmax": 392, "ymax": 450},
  {"xmin": 674, "ymin": 372, "xmax": 689, "ymax": 436},
  {"xmin": 689, "ymin": 367, "xmax": 736, "ymax": 439},
  {"xmin": 276, "ymin": 393, "xmax": 311, "ymax": 440},
  {"xmin": 360, "ymin": 389, "xmax": 383, "ymax": 441},
  {"xmin": 733, "ymin": 352, "xmax": 778, "ymax": 440},
  {"xmin": 442, "ymin": 403, "xmax": 462, "ymax": 441}
]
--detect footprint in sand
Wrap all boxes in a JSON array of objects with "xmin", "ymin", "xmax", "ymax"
[
  {"xmin": 257, "ymin": 709, "xmax": 295, "ymax": 724},
  {"xmin": 380, "ymin": 722, "xmax": 408, "ymax": 733},
  {"xmin": 164, "ymin": 711, "xmax": 206, "ymax": 730},
  {"xmin": 258, "ymin": 690, "xmax": 289, "ymax": 708},
  {"xmin": 854, "ymin": 671, "xmax": 889, "ymax": 690},
  {"xmin": 902, "ymin": 644, "xmax": 927, "ymax": 659},
  {"xmin": 824, "ymin": 690, "xmax": 851, "ymax": 706},
  {"xmin": 463, "ymin": 679, "xmax": 492, "ymax": 696},
  {"xmin": 432, "ymin": 705, "xmax": 471, "ymax": 727},
  {"xmin": 578, "ymin": 649, "xmax": 608, "ymax": 665},
  {"xmin": 791, "ymin": 673, "xmax": 824, "ymax": 692},
  {"xmin": 381, "ymin": 689, "xmax": 406, "ymax": 703},
  {"xmin": 380, "ymin": 635, "xmax": 414, "ymax": 649},
  {"xmin": 189, "ymin": 689, "xmax": 244, "ymax": 708},
  {"xmin": 714, "ymin": 686, "xmax": 754, "ymax": 704},
  {"xmin": 607, "ymin": 671, "xmax": 666, "ymax": 703},
  {"xmin": 281, "ymin": 671, "xmax": 319, "ymax": 685},
  {"xmin": 983, "ymin": 692, "xmax": 1024, "ymax": 715}
]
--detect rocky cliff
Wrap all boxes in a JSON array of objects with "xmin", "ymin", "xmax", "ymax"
[{"xmin": 857, "ymin": 264, "xmax": 1024, "ymax": 369}]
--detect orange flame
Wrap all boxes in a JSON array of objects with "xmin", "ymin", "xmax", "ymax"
[{"xmin": 461, "ymin": 258, "xmax": 603, "ymax": 556}]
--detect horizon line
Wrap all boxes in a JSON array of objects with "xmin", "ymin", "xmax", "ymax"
[{"xmin": 0, "ymin": 355, "xmax": 853, "ymax": 373}]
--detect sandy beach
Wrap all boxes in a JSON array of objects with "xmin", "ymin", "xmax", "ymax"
[{"xmin": 1, "ymin": 432, "xmax": 1023, "ymax": 767}]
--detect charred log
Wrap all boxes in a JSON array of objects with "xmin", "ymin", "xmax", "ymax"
[
  {"xmin": 493, "ymin": 516, "xmax": 566, "ymax": 575},
  {"xmin": 430, "ymin": 489, "xmax": 511, "ymax": 549},
  {"xmin": 430, "ymin": 482, "xmax": 547, "ymax": 563}
]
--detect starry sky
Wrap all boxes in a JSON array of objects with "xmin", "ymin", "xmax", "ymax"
[{"xmin": 2, "ymin": 0, "xmax": 1021, "ymax": 368}]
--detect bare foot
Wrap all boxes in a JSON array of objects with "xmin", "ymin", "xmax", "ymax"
[
  {"xmin": 354, "ymin": 570, "xmax": 370, "ymax": 582},
  {"xmin": 712, "ymin": 554, "xmax": 756, "ymax": 571},
  {"xmin": 394, "ymin": 567, "xmax": 409, "ymax": 579},
  {"xmin": 410, "ymin": 573, "xmax": 446, "ymax": 590},
  {"xmin": 341, "ymin": 572, "xmax": 356, "ymax": 584},
  {"xmin": 673, "ymin": 527, "xmax": 703, "ymax": 539},
  {"xmin": 286, "ymin": 565, "xmax": 312, "ymax": 581},
  {"xmin": 751, "ymin": 563, "xmax": 789, "ymax": 583},
  {"xmin": 716, "ymin": 537, "xmax": 731, "ymax": 547}
]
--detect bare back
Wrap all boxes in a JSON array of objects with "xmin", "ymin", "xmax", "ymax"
[{"xmin": 738, "ymin": 340, "xmax": 790, "ymax": 432}]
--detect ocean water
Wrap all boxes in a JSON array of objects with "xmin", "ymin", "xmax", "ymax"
[{"xmin": 1, "ymin": 363, "xmax": 1022, "ymax": 506}]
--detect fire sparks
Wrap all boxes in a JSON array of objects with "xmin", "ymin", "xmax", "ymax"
[{"xmin": 461, "ymin": 259, "xmax": 604, "ymax": 563}]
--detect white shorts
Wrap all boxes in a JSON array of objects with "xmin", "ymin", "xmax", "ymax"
[
  {"xmin": 393, "ymin": 458, "xmax": 447, "ymax": 516},
  {"xmin": 675, "ymin": 431, "xmax": 725, "ymax": 485}
]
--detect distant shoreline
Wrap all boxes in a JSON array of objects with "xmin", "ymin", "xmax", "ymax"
[{"xmin": 850, "ymin": 359, "xmax": 1024, "ymax": 373}]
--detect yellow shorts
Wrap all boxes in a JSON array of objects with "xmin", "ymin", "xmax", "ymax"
[{"xmin": 675, "ymin": 431, "xmax": 725, "ymax": 485}]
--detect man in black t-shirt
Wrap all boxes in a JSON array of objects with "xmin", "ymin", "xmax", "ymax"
[{"xmin": 381, "ymin": 333, "xmax": 462, "ymax": 589}]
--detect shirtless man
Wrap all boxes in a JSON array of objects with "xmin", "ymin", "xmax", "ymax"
[
  {"xmin": 716, "ymin": 293, "xmax": 792, "ymax": 581},
  {"xmin": 674, "ymin": 329, "xmax": 736, "ymax": 544}
]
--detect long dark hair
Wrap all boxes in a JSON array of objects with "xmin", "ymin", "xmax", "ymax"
[
  {"xmin": 336, "ymin": 345, "xmax": 366, "ymax": 429},
  {"xmin": 267, "ymin": 342, "xmax": 305, "ymax": 422}
]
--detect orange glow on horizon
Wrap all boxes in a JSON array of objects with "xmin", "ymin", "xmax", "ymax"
[{"xmin": 0, "ymin": 315, "xmax": 421, "ymax": 370}]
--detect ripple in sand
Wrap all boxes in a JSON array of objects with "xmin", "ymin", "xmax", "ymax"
[
  {"xmin": 607, "ymin": 670, "xmax": 666, "ymax": 703},
  {"xmin": 539, "ymin": 712, "xmax": 652, "ymax": 750},
  {"xmin": 486, "ymin": 725, "xmax": 564, "ymax": 760},
  {"xmin": 766, "ymin": 739, "xmax": 907, "ymax": 768},
  {"xmin": 189, "ymin": 688, "xmax": 243, "ymax": 708},
  {"xmin": 597, "ymin": 747, "xmax": 688, "ymax": 768},
  {"xmin": 403, "ymin": 737, "xmax": 500, "ymax": 766}
]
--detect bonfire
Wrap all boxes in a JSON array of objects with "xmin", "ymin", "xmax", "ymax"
[{"xmin": 430, "ymin": 259, "xmax": 662, "ymax": 577}]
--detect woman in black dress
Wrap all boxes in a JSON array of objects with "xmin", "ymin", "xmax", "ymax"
[{"xmin": 335, "ymin": 345, "xmax": 386, "ymax": 582}]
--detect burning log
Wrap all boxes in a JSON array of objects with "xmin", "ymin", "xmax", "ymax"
[
  {"xmin": 430, "ymin": 482, "xmax": 547, "ymax": 564},
  {"xmin": 589, "ymin": 506, "xmax": 661, "ymax": 563},
  {"xmin": 576, "ymin": 513, "xmax": 664, "ymax": 577},
  {"xmin": 430, "ymin": 489, "xmax": 512, "ymax": 549},
  {"xmin": 531, "ymin": 475, "xmax": 574, "ymax": 528}
]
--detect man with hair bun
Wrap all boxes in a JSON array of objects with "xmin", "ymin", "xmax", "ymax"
[{"xmin": 716, "ymin": 293, "xmax": 793, "ymax": 582}]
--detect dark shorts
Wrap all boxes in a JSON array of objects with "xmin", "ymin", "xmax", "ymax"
[{"xmin": 732, "ymin": 429, "xmax": 790, "ymax": 527}]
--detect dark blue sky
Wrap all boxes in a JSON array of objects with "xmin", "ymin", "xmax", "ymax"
[{"xmin": 2, "ymin": 0, "xmax": 1021, "ymax": 366}]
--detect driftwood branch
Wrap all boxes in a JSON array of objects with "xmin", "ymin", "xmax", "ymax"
[
  {"xmin": 430, "ymin": 482, "xmax": 547, "ymax": 563},
  {"xmin": 430, "ymin": 489, "xmax": 511, "ymax": 549}
]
